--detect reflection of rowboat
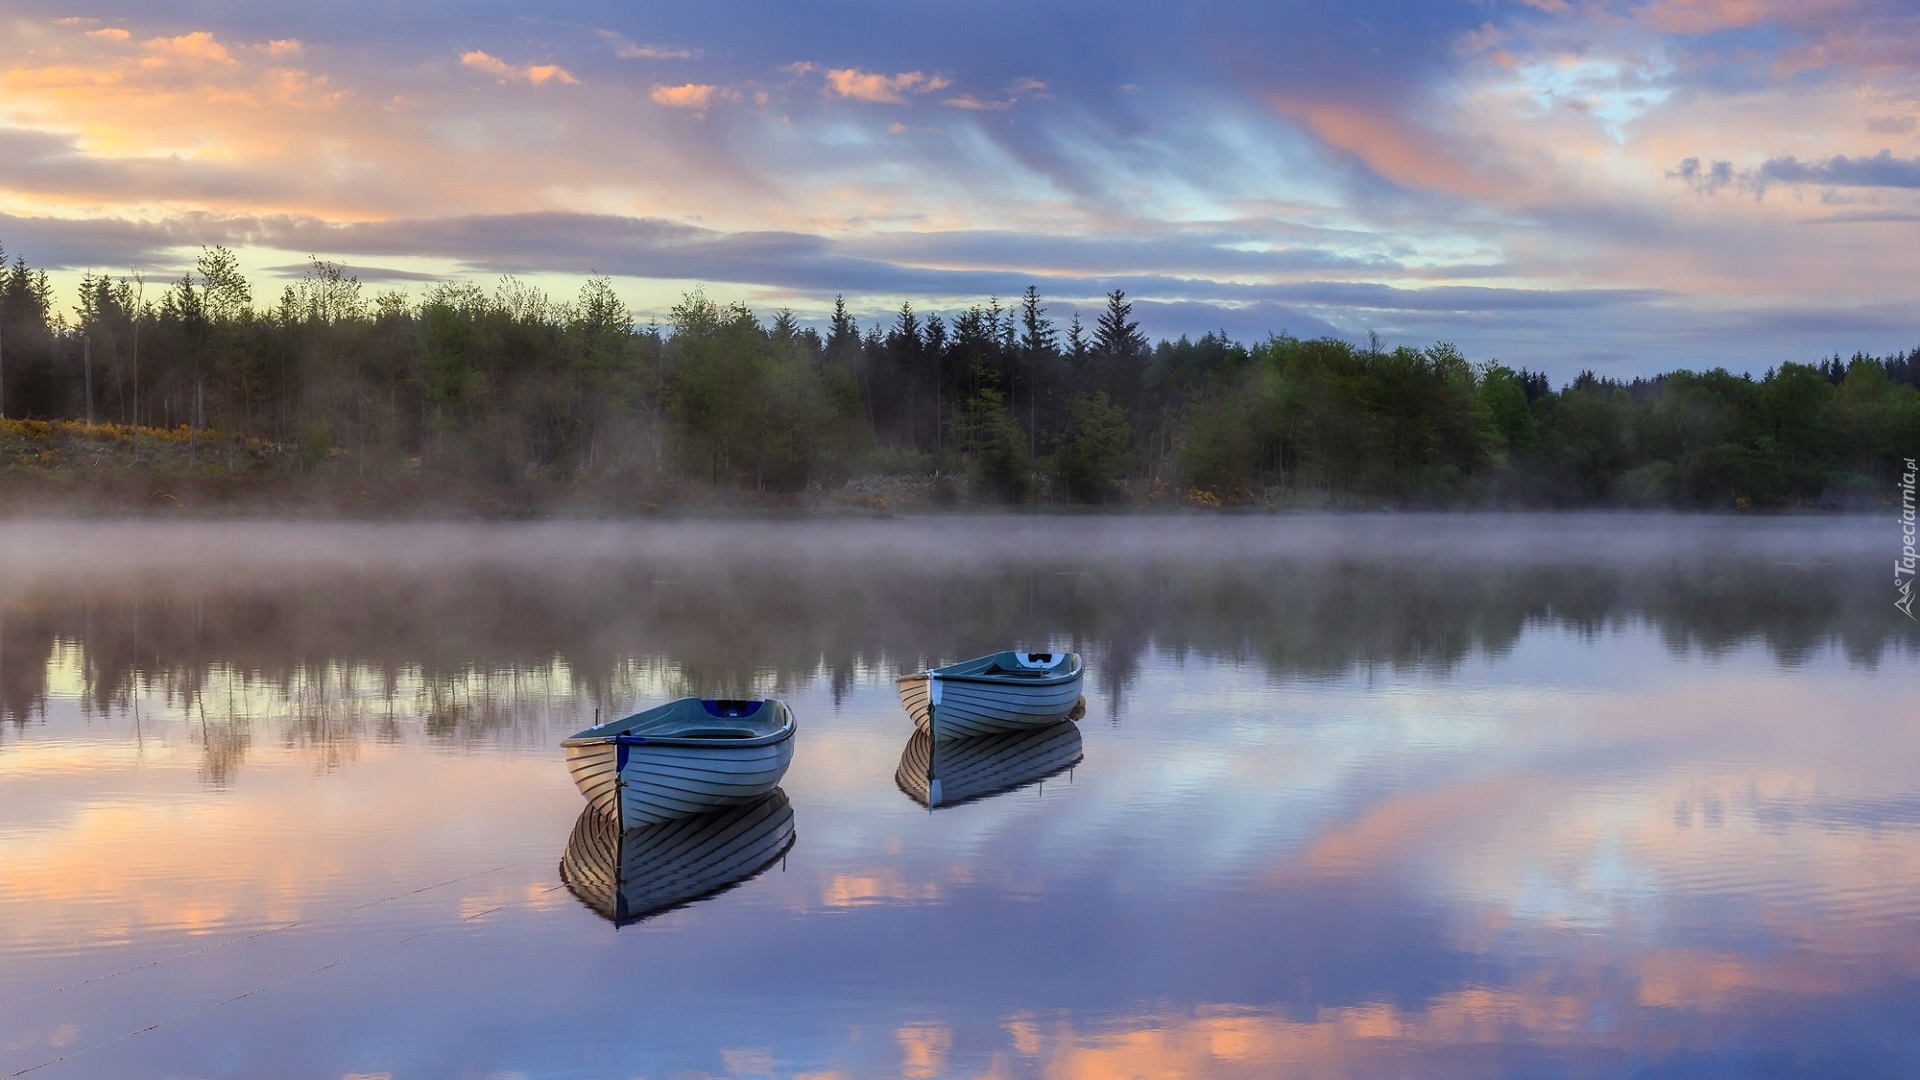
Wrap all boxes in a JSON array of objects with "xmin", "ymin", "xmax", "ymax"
[
  {"xmin": 562, "ymin": 698, "xmax": 795, "ymax": 827},
  {"xmin": 895, "ymin": 721, "xmax": 1084, "ymax": 809},
  {"xmin": 896, "ymin": 651, "xmax": 1084, "ymax": 740},
  {"xmin": 558, "ymin": 790, "xmax": 796, "ymax": 926}
]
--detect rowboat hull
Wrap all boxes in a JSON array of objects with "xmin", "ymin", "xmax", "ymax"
[
  {"xmin": 564, "ymin": 736, "xmax": 795, "ymax": 827},
  {"xmin": 559, "ymin": 789, "xmax": 796, "ymax": 925},
  {"xmin": 895, "ymin": 721, "xmax": 1083, "ymax": 809},
  {"xmin": 896, "ymin": 652, "xmax": 1085, "ymax": 740},
  {"xmin": 563, "ymin": 698, "xmax": 796, "ymax": 827}
]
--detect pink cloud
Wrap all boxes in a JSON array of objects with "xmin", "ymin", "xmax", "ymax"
[
  {"xmin": 648, "ymin": 81, "xmax": 753, "ymax": 114},
  {"xmin": 650, "ymin": 83, "xmax": 720, "ymax": 109},
  {"xmin": 823, "ymin": 68, "xmax": 951, "ymax": 104},
  {"xmin": 1638, "ymin": 0, "xmax": 1772, "ymax": 33},
  {"xmin": 1270, "ymin": 97, "xmax": 1511, "ymax": 201},
  {"xmin": 460, "ymin": 50, "xmax": 578, "ymax": 87},
  {"xmin": 942, "ymin": 95, "xmax": 1012, "ymax": 111}
]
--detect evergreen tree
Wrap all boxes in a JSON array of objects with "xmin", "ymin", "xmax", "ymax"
[{"xmin": 1093, "ymin": 289, "xmax": 1147, "ymax": 417}]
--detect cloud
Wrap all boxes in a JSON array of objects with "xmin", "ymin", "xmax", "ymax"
[
  {"xmin": 593, "ymin": 30, "xmax": 694, "ymax": 61},
  {"xmin": 85, "ymin": 27, "xmax": 129, "ymax": 42},
  {"xmin": 260, "ymin": 262, "xmax": 446, "ymax": 283},
  {"xmin": 1673, "ymin": 151, "xmax": 1920, "ymax": 196},
  {"xmin": 459, "ymin": 50, "xmax": 578, "ymax": 87},
  {"xmin": 1669, "ymin": 156, "xmax": 1738, "ymax": 194},
  {"xmin": 942, "ymin": 95, "xmax": 1012, "ymax": 111},
  {"xmin": 650, "ymin": 83, "xmax": 729, "ymax": 111},
  {"xmin": 619, "ymin": 43, "xmax": 692, "ymax": 60},
  {"xmin": 1269, "ymin": 97, "xmax": 1511, "ymax": 200},
  {"xmin": 1758, "ymin": 150, "xmax": 1920, "ymax": 189},
  {"xmin": 1626, "ymin": 0, "xmax": 1865, "ymax": 36},
  {"xmin": 144, "ymin": 31, "xmax": 237, "ymax": 67},
  {"xmin": 822, "ymin": 68, "xmax": 952, "ymax": 104},
  {"xmin": 0, "ymin": 125, "xmax": 296, "ymax": 206},
  {"xmin": 1800, "ymin": 210, "xmax": 1920, "ymax": 225},
  {"xmin": 0, "ymin": 7, "xmax": 1916, "ymax": 381}
]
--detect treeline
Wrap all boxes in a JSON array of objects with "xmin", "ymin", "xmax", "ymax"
[{"xmin": 1, "ymin": 242, "xmax": 1916, "ymax": 507}]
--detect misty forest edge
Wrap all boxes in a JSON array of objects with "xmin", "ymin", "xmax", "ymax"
[{"xmin": 0, "ymin": 245, "xmax": 1915, "ymax": 515}]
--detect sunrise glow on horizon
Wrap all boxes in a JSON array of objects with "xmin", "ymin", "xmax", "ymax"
[{"xmin": 2, "ymin": 0, "xmax": 1916, "ymax": 377}]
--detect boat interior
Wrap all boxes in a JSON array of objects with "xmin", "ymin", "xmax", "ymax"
[{"xmin": 569, "ymin": 697, "xmax": 789, "ymax": 743}]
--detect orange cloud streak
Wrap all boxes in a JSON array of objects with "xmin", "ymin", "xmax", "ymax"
[{"xmin": 1269, "ymin": 98, "xmax": 1511, "ymax": 200}]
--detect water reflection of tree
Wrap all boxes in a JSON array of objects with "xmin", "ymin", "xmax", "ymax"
[{"xmin": 0, "ymin": 549, "xmax": 1911, "ymax": 773}]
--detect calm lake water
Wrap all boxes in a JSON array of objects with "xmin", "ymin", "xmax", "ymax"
[{"xmin": 1, "ymin": 514, "xmax": 1916, "ymax": 1079}]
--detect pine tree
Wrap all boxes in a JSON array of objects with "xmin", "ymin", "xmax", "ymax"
[
  {"xmin": 1093, "ymin": 289, "xmax": 1144, "ymax": 359},
  {"xmin": 1019, "ymin": 285, "xmax": 1056, "ymax": 357},
  {"xmin": 1093, "ymin": 289, "xmax": 1147, "ymax": 416}
]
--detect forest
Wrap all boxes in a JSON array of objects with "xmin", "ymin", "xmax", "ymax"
[{"xmin": 0, "ymin": 242, "xmax": 1915, "ymax": 511}]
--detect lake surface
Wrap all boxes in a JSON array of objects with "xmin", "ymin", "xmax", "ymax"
[{"xmin": 0, "ymin": 514, "xmax": 1916, "ymax": 1079}]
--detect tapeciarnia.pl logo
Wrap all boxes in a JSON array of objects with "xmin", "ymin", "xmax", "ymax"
[{"xmin": 1899, "ymin": 457, "xmax": 1917, "ymax": 620}]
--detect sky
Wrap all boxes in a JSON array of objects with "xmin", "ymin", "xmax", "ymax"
[{"xmin": 0, "ymin": 0, "xmax": 1916, "ymax": 378}]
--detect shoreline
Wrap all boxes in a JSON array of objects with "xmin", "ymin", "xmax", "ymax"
[{"xmin": 1, "ymin": 419, "xmax": 1895, "ymax": 519}]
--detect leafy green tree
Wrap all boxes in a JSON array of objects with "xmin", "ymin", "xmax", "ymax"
[{"xmin": 1479, "ymin": 361, "xmax": 1535, "ymax": 457}]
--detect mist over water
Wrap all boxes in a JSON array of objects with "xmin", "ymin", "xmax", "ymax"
[{"xmin": 0, "ymin": 514, "xmax": 1915, "ymax": 1078}]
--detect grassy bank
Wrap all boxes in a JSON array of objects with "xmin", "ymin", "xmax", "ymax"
[{"xmin": 0, "ymin": 417, "xmax": 919, "ymax": 517}]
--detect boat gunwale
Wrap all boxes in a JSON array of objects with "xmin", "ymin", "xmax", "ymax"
[
  {"xmin": 562, "ymin": 699, "xmax": 796, "ymax": 749},
  {"xmin": 898, "ymin": 652, "xmax": 1084, "ymax": 689}
]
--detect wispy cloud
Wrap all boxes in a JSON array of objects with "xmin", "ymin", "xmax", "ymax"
[
  {"xmin": 593, "ymin": 29, "xmax": 695, "ymax": 61},
  {"xmin": 0, "ymin": 5, "xmax": 1915, "ymax": 377},
  {"xmin": 941, "ymin": 95, "xmax": 1012, "ymax": 111}
]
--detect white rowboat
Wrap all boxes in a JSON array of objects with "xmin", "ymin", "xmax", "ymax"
[
  {"xmin": 897, "ymin": 650, "xmax": 1084, "ymax": 740},
  {"xmin": 562, "ymin": 698, "xmax": 795, "ymax": 827}
]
